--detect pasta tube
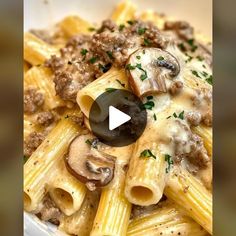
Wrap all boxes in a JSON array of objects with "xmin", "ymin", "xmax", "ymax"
[
  {"xmin": 59, "ymin": 16, "xmax": 93, "ymax": 37},
  {"xmin": 192, "ymin": 126, "xmax": 212, "ymax": 156},
  {"xmin": 59, "ymin": 190, "xmax": 100, "ymax": 236},
  {"xmin": 125, "ymin": 125, "xmax": 167, "ymax": 206},
  {"xmin": 91, "ymin": 163, "xmax": 131, "ymax": 236},
  {"xmin": 24, "ymin": 108, "xmax": 82, "ymax": 212},
  {"xmin": 111, "ymin": 0, "xmax": 137, "ymax": 25},
  {"xmin": 127, "ymin": 201, "xmax": 209, "ymax": 236},
  {"xmin": 77, "ymin": 68, "xmax": 129, "ymax": 118},
  {"xmin": 24, "ymin": 32, "xmax": 58, "ymax": 65},
  {"xmin": 24, "ymin": 66, "xmax": 65, "ymax": 110},
  {"xmin": 48, "ymin": 160, "xmax": 86, "ymax": 216},
  {"xmin": 164, "ymin": 167, "xmax": 212, "ymax": 234}
]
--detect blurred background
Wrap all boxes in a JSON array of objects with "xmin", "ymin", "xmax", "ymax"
[{"xmin": 0, "ymin": 0, "xmax": 235, "ymax": 235}]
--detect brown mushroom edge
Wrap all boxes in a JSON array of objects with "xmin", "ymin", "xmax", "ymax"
[
  {"xmin": 64, "ymin": 134, "xmax": 116, "ymax": 191},
  {"xmin": 126, "ymin": 48, "xmax": 180, "ymax": 97}
]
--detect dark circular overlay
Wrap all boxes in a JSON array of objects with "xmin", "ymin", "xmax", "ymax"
[{"xmin": 89, "ymin": 89, "xmax": 147, "ymax": 147}]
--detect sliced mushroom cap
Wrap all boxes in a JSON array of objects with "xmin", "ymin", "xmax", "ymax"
[
  {"xmin": 126, "ymin": 48, "xmax": 180, "ymax": 97},
  {"xmin": 65, "ymin": 134, "xmax": 116, "ymax": 190}
]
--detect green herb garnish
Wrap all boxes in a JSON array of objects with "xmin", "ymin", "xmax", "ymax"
[
  {"xmin": 196, "ymin": 56, "xmax": 203, "ymax": 61},
  {"xmin": 85, "ymin": 138, "xmax": 98, "ymax": 149},
  {"xmin": 140, "ymin": 149, "xmax": 156, "ymax": 159},
  {"xmin": 206, "ymin": 75, "xmax": 213, "ymax": 85},
  {"xmin": 88, "ymin": 27, "xmax": 96, "ymax": 32},
  {"xmin": 137, "ymin": 27, "xmax": 146, "ymax": 35},
  {"xmin": 127, "ymin": 20, "xmax": 134, "ymax": 25},
  {"xmin": 143, "ymin": 38, "xmax": 151, "ymax": 46},
  {"xmin": 191, "ymin": 70, "xmax": 201, "ymax": 78},
  {"xmin": 136, "ymin": 55, "xmax": 141, "ymax": 60},
  {"xmin": 165, "ymin": 154, "xmax": 174, "ymax": 173},
  {"xmin": 126, "ymin": 64, "xmax": 136, "ymax": 70},
  {"xmin": 136, "ymin": 63, "xmax": 148, "ymax": 81},
  {"xmin": 147, "ymin": 96, "xmax": 153, "ymax": 100},
  {"xmin": 158, "ymin": 56, "xmax": 164, "ymax": 61},
  {"xmin": 178, "ymin": 110, "xmax": 185, "ymax": 120},
  {"xmin": 89, "ymin": 57, "xmax": 98, "ymax": 64},
  {"xmin": 81, "ymin": 48, "xmax": 88, "ymax": 56},
  {"xmin": 119, "ymin": 24, "xmax": 125, "ymax": 31},
  {"xmin": 142, "ymin": 101, "xmax": 155, "ymax": 110},
  {"xmin": 106, "ymin": 51, "xmax": 114, "ymax": 59},
  {"xmin": 178, "ymin": 43, "xmax": 186, "ymax": 51},
  {"xmin": 153, "ymin": 113, "xmax": 157, "ymax": 121},
  {"xmin": 166, "ymin": 115, "xmax": 171, "ymax": 119}
]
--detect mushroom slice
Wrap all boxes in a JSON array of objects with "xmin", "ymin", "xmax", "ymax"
[
  {"xmin": 65, "ymin": 134, "xmax": 116, "ymax": 190},
  {"xmin": 126, "ymin": 48, "xmax": 180, "ymax": 97}
]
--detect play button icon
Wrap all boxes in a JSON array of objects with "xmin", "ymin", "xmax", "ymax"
[
  {"xmin": 109, "ymin": 106, "xmax": 131, "ymax": 131},
  {"xmin": 89, "ymin": 89, "xmax": 147, "ymax": 147}
]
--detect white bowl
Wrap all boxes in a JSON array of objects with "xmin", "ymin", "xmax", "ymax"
[{"xmin": 24, "ymin": 0, "xmax": 212, "ymax": 235}]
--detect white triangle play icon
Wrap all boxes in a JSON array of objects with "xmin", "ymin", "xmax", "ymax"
[{"xmin": 109, "ymin": 106, "xmax": 131, "ymax": 131}]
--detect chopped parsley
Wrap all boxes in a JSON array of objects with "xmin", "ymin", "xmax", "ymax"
[
  {"xmin": 119, "ymin": 24, "xmax": 125, "ymax": 31},
  {"xmin": 147, "ymin": 95, "xmax": 153, "ymax": 100},
  {"xmin": 153, "ymin": 113, "xmax": 157, "ymax": 121},
  {"xmin": 89, "ymin": 57, "xmax": 98, "ymax": 64},
  {"xmin": 136, "ymin": 55, "xmax": 141, "ymax": 60},
  {"xmin": 167, "ymin": 111, "xmax": 184, "ymax": 120},
  {"xmin": 137, "ymin": 27, "xmax": 147, "ymax": 35},
  {"xmin": 126, "ymin": 64, "xmax": 136, "ymax": 70},
  {"xmin": 178, "ymin": 110, "xmax": 185, "ymax": 120},
  {"xmin": 127, "ymin": 20, "xmax": 135, "ymax": 25},
  {"xmin": 126, "ymin": 63, "xmax": 148, "ymax": 81},
  {"xmin": 140, "ymin": 149, "xmax": 156, "ymax": 159},
  {"xmin": 142, "ymin": 101, "xmax": 155, "ymax": 110},
  {"xmin": 106, "ymin": 51, "xmax": 114, "ymax": 59},
  {"xmin": 185, "ymin": 54, "xmax": 193, "ymax": 63},
  {"xmin": 143, "ymin": 38, "xmax": 151, "ymax": 46},
  {"xmin": 142, "ymin": 49, "xmax": 146, "ymax": 54},
  {"xmin": 187, "ymin": 39, "xmax": 198, "ymax": 52},
  {"xmin": 206, "ymin": 75, "xmax": 213, "ymax": 85},
  {"xmin": 196, "ymin": 56, "xmax": 203, "ymax": 61},
  {"xmin": 98, "ymin": 63, "xmax": 112, "ymax": 73},
  {"xmin": 191, "ymin": 70, "xmax": 201, "ymax": 78},
  {"xmin": 178, "ymin": 43, "xmax": 186, "ymax": 51},
  {"xmin": 136, "ymin": 63, "xmax": 148, "ymax": 81},
  {"xmin": 80, "ymin": 48, "xmax": 88, "ymax": 56},
  {"xmin": 105, "ymin": 88, "xmax": 117, "ymax": 93},
  {"xmin": 88, "ymin": 27, "xmax": 96, "ymax": 32},
  {"xmin": 158, "ymin": 56, "xmax": 164, "ymax": 61},
  {"xmin": 201, "ymin": 71, "xmax": 208, "ymax": 77},
  {"xmin": 116, "ymin": 79, "xmax": 125, "ymax": 87},
  {"xmin": 165, "ymin": 154, "xmax": 174, "ymax": 173},
  {"xmin": 85, "ymin": 138, "xmax": 98, "ymax": 149}
]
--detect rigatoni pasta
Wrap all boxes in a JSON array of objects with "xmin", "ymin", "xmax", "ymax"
[
  {"xmin": 24, "ymin": 1, "xmax": 212, "ymax": 235},
  {"xmin": 24, "ymin": 32, "xmax": 59, "ymax": 65},
  {"xmin": 24, "ymin": 108, "xmax": 82, "ymax": 212}
]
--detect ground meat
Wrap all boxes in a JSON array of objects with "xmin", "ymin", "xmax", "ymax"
[
  {"xmin": 24, "ymin": 131, "xmax": 45, "ymax": 157},
  {"xmin": 186, "ymin": 111, "xmax": 202, "ymax": 126},
  {"xmin": 164, "ymin": 21, "xmax": 194, "ymax": 41},
  {"xmin": 191, "ymin": 88, "xmax": 212, "ymax": 127},
  {"xmin": 70, "ymin": 114, "xmax": 84, "ymax": 126},
  {"xmin": 97, "ymin": 19, "xmax": 118, "ymax": 33},
  {"xmin": 202, "ymin": 111, "xmax": 212, "ymax": 126},
  {"xmin": 173, "ymin": 120, "xmax": 209, "ymax": 169},
  {"xmin": 38, "ymin": 194, "xmax": 61, "ymax": 225},
  {"xmin": 24, "ymin": 88, "xmax": 44, "ymax": 114},
  {"xmin": 37, "ymin": 111, "xmax": 54, "ymax": 126},
  {"xmin": 169, "ymin": 81, "xmax": 183, "ymax": 95},
  {"xmin": 46, "ymin": 19, "xmax": 170, "ymax": 102}
]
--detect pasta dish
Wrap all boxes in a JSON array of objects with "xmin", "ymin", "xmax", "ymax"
[{"xmin": 24, "ymin": 1, "xmax": 212, "ymax": 235}]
